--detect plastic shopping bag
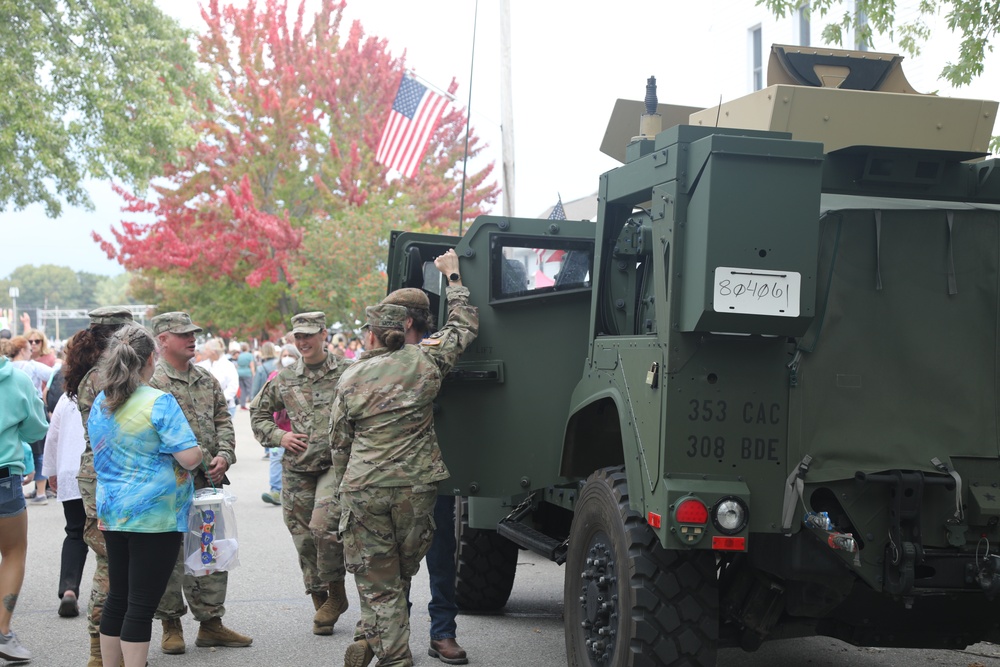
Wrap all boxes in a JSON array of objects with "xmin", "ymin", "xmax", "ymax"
[{"xmin": 184, "ymin": 488, "xmax": 240, "ymax": 576}]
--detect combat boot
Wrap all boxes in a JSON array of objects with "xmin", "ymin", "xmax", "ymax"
[
  {"xmin": 195, "ymin": 617, "xmax": 253, "ymax": 648},
  {"xmin": 314, "ymin": 580, "xmax": 349, "ymax": 635},
  {"xmin": 311, "ymin": 589, "xmax": 328, "ymax": 610},
  {"xmin": 344, "ymin": 639, "xmax": 375, "ymax": 667},
  {"xmin": 87, "ymin": 635, "xmax": 102, "ymax": 667},
  {"xmin": 161, "ymin": 618, "xmax": 185, "ymax": 654}
]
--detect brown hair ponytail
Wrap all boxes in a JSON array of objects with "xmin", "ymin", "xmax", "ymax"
[
  {"xmin": 99, "ymin": 324, "xmax": 156, "ymax": 413},
  {"xmin": 370, "ymin": 327, "xmax": 406, "ymax": 352}
]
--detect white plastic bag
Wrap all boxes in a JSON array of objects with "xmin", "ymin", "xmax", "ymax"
[{"xmin": 184, "ymin": 488, "xmax": 240, "ymax": 576}]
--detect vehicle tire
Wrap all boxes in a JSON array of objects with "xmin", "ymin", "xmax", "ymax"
[
  {"xmin": 565, "ymin": 466, "xmax": 719, "ymax": 667},
  {"xmin": 454, "ymin": 497, "xmax": 519, "ymax": 612}
]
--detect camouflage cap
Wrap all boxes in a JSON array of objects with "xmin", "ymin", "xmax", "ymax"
[
  {"xmin": 363, "ymin": 303, "xmax": 407, "ymax": 331},
  {"xmin": 381, "ymin": 288, "xmax": 430, "ymax": 311},
  {"xmin": 291, "ymin": 311, "xmax": 326, "ymax": 335},
  {"xmin": 87, "ymin": 306, "xmax": 134, "ymax": 326},
  {"xmin": 151, "ymin": 311, "xmax": 203, "ymax": 336}
]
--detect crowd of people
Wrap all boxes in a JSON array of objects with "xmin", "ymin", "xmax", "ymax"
[{"xmin": 0, "ymin": 248, "xmax": 475, "ymax": 667}]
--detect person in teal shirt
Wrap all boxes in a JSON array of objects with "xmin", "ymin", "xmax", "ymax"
[
  {"xmin": 86, "ymin": 324, "xmax": 203, "ymax": 667},
  {"xmin": 0, "ymin": 353, "xmax": 49, "ymax": 662},
  {"xmin": 235, "ymin": 343, "xmax": 254, "ymax": 411}
]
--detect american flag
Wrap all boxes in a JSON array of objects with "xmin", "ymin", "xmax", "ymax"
[
  {"xmin": 547, "ymin": 195, "xmax": 567, "ymax": 221},
  {"xmin": 376, "ymin": 74, "xmax": 450, "ymax": 179},
  {"xmin": 536, "ymin": 195, "xmax": 568, "ymax": 270}
]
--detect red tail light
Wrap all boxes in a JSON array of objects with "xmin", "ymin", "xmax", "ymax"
[{"xmin": 675, "ymin": 498, "xmax": 709, "ymax": 524}]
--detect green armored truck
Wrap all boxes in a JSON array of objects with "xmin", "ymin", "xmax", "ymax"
[{"xmin": 386, "ymin": 45, "xmax": 1000, "ymax": 666}]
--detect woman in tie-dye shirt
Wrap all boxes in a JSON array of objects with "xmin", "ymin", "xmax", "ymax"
[{"xmin": 86, "ymin": 324, "xmax": 203, "ymax": 667}]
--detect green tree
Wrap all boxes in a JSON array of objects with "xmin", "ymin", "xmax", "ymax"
[
  {"xmin": 0, "ymin": 0, "xmax": 205, "ymax": 217},
  {"xmin": 758, "ymin": 0, "xmax": 996, "ymax": 86},
  {"xmin": 93, "ymin": 273, "xmax": 134, "ymax": 307},
  {"xmin": 77, "ymin": 271, "xmax": 105, "ymax": 311},
  {"xmin": 2, "ymin": 265, "xmax": 82, "ymax": 311}
]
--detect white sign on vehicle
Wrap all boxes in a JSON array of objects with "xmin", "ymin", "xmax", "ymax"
[{"xmin": 713, "ymin": 267, "xmax": 800, "ymax": 317}]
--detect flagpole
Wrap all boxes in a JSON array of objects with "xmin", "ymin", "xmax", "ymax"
[
  {"xmin": 406, "ymin": 70, "xmax": 456, "ymax": 102},
  {"xmin": 457, "ymin": 0, "xmax": 478, "ymax": 237}
]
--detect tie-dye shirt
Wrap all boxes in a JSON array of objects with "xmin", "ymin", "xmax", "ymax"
[{"xmin": 89, "ymin": 385, "xmax": 198, "ymax": 533}]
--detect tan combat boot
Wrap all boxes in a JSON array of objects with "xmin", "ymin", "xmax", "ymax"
[
  {"xmin": 87, "ymin": 635, "xmax": 102, "ymax": 667},
  {"xmin": 344, "ymin": 639, "xmax": 375, "ymax": 667},
  {"xmin": 195, "ymin": 617, "xmax": 253, "ymax": 648},
  {"xmin": 311, "ymin": 589, "xmax": 328, "ymax": 610},
  {"xmin": 161, "ymin": 618, "xmax": 185, "ymax": 654},
  {"xmin": 313, "ymin": 580, "xmax": 349, "ymax": 635}
]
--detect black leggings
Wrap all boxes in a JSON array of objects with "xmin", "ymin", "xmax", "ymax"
[
  {"xmin": 59, "ymin": 498, "xmax": 88, "ymax": 598},
  {"xmin": 101, "ymin": 530, "xmax": 182, "ymax": 642}
]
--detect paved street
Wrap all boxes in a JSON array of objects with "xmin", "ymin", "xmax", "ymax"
[{"xmin": 7, "ymin": 410, "xmax": 1000, "ymax": 666}]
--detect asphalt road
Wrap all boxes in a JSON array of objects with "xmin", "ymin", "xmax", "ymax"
[{"xmin": 7, "ymin": 410, "xmax": 1000, "ymax": 666}]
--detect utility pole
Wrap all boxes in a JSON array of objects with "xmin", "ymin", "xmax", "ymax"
[
  {"xmin": 500, "ymin": 0, "xmax": 515, "ymax": 217},
  {"xmin": 8, "ymin": 286, "xmax": 18, "ymax": 334}
]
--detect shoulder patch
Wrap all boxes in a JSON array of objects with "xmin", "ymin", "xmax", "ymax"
[{"xmin": 420, "ymin": 338, "xmax": 442, "ymax": 347}]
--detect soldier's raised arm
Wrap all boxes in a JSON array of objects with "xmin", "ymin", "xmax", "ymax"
[{"xmin": 420, "ymin": 249, "xmax": 479, "ymax": 375}]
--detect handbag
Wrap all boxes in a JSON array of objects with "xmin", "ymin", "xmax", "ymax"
[{"xmin": 184, "ymin": 487, "xmax": 240, "ymax": 576}]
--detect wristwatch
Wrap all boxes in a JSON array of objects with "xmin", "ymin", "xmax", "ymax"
[{"xmin": 448, "ymin": 272, "xmax": 461, "ymax": 283}]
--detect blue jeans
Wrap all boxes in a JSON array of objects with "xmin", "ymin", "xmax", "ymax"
[
  {"xmin": 0, "ymin": 473, "xmax": 26, "ymax": 518},
  {"xmin": 426, "ymin": 495, "xmax": 458, "ymax": 640},
  {"xmin": 30, "ymin": 442, "xmax": 46, "ymax": 482},
  {"xmin": 268, "ymin": 448, "xmax": 283, "ymax": 493}
]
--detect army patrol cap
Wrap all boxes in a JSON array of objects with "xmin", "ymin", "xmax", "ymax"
[
  {"xmin": 363, "ymin": 303, "xmax": 407, "ymax": 331},
  {"xmin": 151, "ymin": 312, "xmax": 204, "ymax": 336},
  {"xmin": 87, "ymin": 306, "xmax": 134, "ymax": 326},
  {"xmin": 291, "ymin": 311, "xmax": 327, "ymax": 335},
  {"xmin": 382, "ymin": 288, "xmax": 430, "ymax": 311}
]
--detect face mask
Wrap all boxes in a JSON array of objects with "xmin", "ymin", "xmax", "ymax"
[{"xmin": 281, "ymin": 356, "xmax": 296, "ymax": 368}]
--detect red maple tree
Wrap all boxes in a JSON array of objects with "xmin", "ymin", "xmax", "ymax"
[{"xmin": 97, "ymin": 0, "xmax": 498, "ymax": 335}]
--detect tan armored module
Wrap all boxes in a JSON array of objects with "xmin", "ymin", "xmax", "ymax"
[{"xmin": 690, "ymin": 44, "xmax": 996, "ymax": 155}]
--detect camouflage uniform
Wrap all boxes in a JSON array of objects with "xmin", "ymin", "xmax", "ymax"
[
  {"xmin": 385, "ymin": 285, "xmax": 478, "ymax": 656},
  {"xmin": 333, "ymin": 297, "xmax": 477, "ymax": 666},
  {"xmin": 148, "ymin": 349, "xmax": 236, "ymax": 622},
  {"xmin": 75, "ymin": 307, "xmax": 134, "ymax": 644},
  {"xmin": 77, "ymin": 368, "xmax": 107, "ymax": 641},
  {"xmin": 249, "ymin": 313, "xmax": 351, "ymax": 598}
]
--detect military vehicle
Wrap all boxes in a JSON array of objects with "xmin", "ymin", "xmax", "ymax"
[{"xmin": 386, "ymin": 45, "xmax": 1000, "ymax": 666}]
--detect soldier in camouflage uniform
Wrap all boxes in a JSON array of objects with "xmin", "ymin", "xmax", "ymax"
[
  {"xmin": 334, "ymin": 250, "xmax": 478, "ymax": 667},
  {"xmin": 149, "ymin": 312, "xmax": 253, "ymax": 654},
  {"xmin": 380, "ymin": 251, "xmax": 478, "ymax": 665},
  {"xmin": 64, "ymin": 306, "xmax": 133, "ymax": 667},
  {"xmin": 249, "ymin": 311, "xmax": 352, "ymax": 635}
]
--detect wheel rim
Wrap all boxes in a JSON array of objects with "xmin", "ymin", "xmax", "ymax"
[{"xmin": 576, "ymin": 532, "xmax": 618, "ymax": 665}]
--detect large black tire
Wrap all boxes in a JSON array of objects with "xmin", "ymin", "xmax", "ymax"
[
  {"xmin": 565, "ymin": 467, "xmax": 719, "ymax": 667},
  {"xmin": 454, "ymin": 497, "xmax": 519, "ymax": 612}
]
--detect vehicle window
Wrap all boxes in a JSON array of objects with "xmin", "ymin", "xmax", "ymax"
[{"xmin": 490, "ymin": 235, "xmax": 594, "ymax": 303}]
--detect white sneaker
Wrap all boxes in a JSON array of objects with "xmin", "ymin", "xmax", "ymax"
[
  {"xmin": 0, "ymin": 629, "xmax": 32, "ymax": 661},
  {"xmin": 29, "ymin": 495, "xmax": 48, "ymax": 506}
]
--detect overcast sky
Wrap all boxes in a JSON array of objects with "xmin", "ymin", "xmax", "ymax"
[{"xmin": 3, "ymin": 0, "xmax": 997, "ymax": 277}]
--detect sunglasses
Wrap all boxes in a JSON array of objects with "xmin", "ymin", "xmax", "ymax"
[{"xmin": 28, "ymin": 339, "xmax": 43, "ymax": 344}]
